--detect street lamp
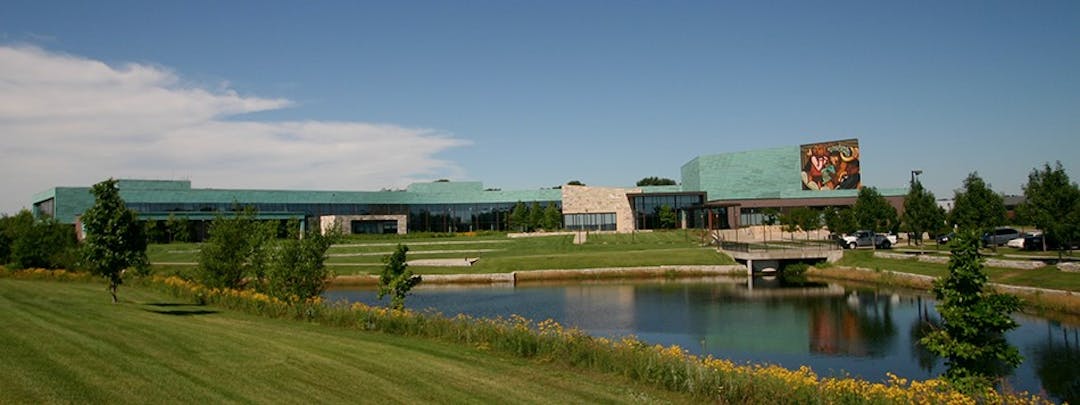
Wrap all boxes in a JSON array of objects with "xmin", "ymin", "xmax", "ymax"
[{"xmin": 910, "ymin": 169, "xmax": 923, "ymax": 185}]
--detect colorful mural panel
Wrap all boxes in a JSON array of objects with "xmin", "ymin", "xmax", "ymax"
[{"xmin": 801, "ymin": 139, "xmax": 860, "ymax": 190}]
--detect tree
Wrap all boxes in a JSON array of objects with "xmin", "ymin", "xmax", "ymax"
[
  {"xmin": 81, "ymin": 179, "xmax": 148, "ymax": 303},
  {"xmin": 566, "ymin": 180, "xmax": 585, "ymax": 186},
  {"xmin": 636, "ymin": 177, "xmax": 677, "ymax": 186},
  {"xmin": 902, "ymin": 181, "xmax": 946, "ymax": 246},
  {"xmin": 379, "ymin": 244, "xmax": 421, "ymax": 310},
  {"xmin": 823, "ymin": 207, "xmax": 857, "ymax": 236},
  {"xmin": 1, "ymin": 210, "xmax": 78, "ymax": 270},
  {"xmin": 1019, "ymin": 162, "xmax": 1080, "ymax": 255},
  {"xmin": 528, "ymin": 202, "xmax": 544, "ymax": 232},
  {"xmin": 920, "ymin": 231, "xmax": 1022, "ymax": 391},
  {"xmin": 265, "ymin": 226, "xmax": 340, "ymax": 302},
  {"xmin": 761, "ymin": 208, "xmax": 780, "ymax": 241},
  {"xmin": 853, "ymin": 187, "xmax": 898, "ymax": 234},
  {"xmin": 198, "ymin": 207, "xmax": 276, "ymax": 289},
  {"xmin": 657, "ymin": 205, "xmax": 677, "ymax": 229},
  {"xmin": 778, "ymin": 207, "xmax": 820, "ymax": 240},
  {"xmin": 541, "ymin": 203, "xmax": 562, "ymax": 231},
  {"xmin": 950, "ymin": 172, "xmax": 1005, "ymax": 234},
  {"xmin": 166, "ymin": 214, "xmax": 192, "ymax": 243},
  {"xmin": 509, "ymin": 202, "xmax": 528, "ymax": 232}
]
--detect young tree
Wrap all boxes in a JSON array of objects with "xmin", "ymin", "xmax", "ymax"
[
  {"xmin": 853, "ymin": 187, "xmax": 898, "ymax": 233},
  {"xmin": 658, "ymin": 205, "xmax": 677, "ymax": 229},
  {"xmin": 902, "ymin": 181, "xmax": 946, "ymax": 246},
  {"xmin": 265, "ymin": 227, "xmax": 340, "ymax": 302},
  {"xmin": 541, "ymin": 203, "xmax": 562, "ymax": 231},
  {"xmin": 81, "ymin": 179, "xmax": 148, "ymax": 303},
  {"xmin": 509, "ymin": 202, "xmax": 528, "ymax": 232},
  {"xmin": 636, "ymin": 177, "xmax": 677, "ymax": 186},
  {"xmin": 950, "ymin": 172, "xmax": 1005, "ymax": 234},
  {"xmin": 166, "ymin": 214, "xmax": 192, "ymax": 243},
  {"xmin": 1019, "ymin": 162, "xmax": 1080, "ymax": 255},
  {"xmin": 198, "ymin": 207, "xmax": 275, "ymax": 289},
  {"xmin": 823, "ymin": 207, "xmax": 857, "ymax": 236},
  {"xmin": 761, "ymin": 208, "xmax": 780, "ymax": 241},
  {"xmin": 379, "ymin": 244, "xmax": 421, "ymax": 310},
  {"xmin": 528, "ymin": 202, "xmax": 544, "ymax": 232},
  {"xmin": 778, "ymin": 207, "xmax": 820, "ymax": 240},
  {"xmin": 920, "ymin": 231, "xmax": 1022, "ymax": 391}
]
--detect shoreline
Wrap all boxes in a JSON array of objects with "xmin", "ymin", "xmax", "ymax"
[{"xmin": 329, "ymin": 265, "xmax": 747, "ymax": 286}]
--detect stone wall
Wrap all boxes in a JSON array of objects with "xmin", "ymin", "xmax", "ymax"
[
  {"xmin": 320, "ymin": 214, "xmax": 407, "ymax": 235},
  {"xmin": 561, "ymin": 185, "xmax": 639, "ymax": 233}
]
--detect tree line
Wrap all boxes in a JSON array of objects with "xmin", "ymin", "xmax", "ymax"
[{"xmin": 509, "ymin": 202, "xmax": 562, "ymax": 232}]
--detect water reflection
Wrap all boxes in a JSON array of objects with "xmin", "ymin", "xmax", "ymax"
[
  {"xmin": 1030, "ymin": 323, "xmax": 1080, "ymax": 403},
  {"xmin": 325, "ymin": 277, "xmax": 1075, "ymax": 401}
]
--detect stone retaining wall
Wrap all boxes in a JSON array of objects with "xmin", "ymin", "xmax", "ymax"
[
  {"xmin": 329, "ymin": 265, "xmax": 747, "ymax": 287},
  {"xmin": 872, "ymin": 251, "xmax": 1046, "ymax": 270}
]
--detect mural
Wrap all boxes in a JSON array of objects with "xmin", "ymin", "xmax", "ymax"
[{"xmin": 801, "ymin": 139, "xmax": 860, "ymax": 190}]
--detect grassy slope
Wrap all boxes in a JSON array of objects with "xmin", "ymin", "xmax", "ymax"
[
  {"xmin": 837, "ymin": 250, "xmax": 1080, "ymax": 292},
  {"xmin": 0, "ymin": 278, "xmax": 694, "ymax": 404},
  {"xmin": 149, "ymin": 231, "xmax": 734, "ymax": 277}
]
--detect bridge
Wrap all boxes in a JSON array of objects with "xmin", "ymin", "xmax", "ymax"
[{"xmin": 719, "ymin": 241, "xmax": 843, "ymax": 276}]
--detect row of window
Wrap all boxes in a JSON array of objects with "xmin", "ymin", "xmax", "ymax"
[{"xmin": 564, "ymin": 213, "xmax": 617, "ymax": 231}]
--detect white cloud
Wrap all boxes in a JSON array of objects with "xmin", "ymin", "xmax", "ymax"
[{"xmin": 0, "ymin": 45, "xmax": 469, "ymax": 214}]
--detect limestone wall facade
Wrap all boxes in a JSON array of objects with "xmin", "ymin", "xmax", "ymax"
[
  {"xmin": 561, "ymin": 185, "xmax": 640, "ymax": 233},
  {"xmin": 320, "ymin": 214, "xmax": 407, "ymax": 235}
]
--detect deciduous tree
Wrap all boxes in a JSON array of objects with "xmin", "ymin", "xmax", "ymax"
[
  {"xmin": 198, "ymin": 207, "xmax": 276, "ymax": 289},
  {"xmin": 636, "ymin": 177, "xmax": 677, "ymax": 186},
  {"xmin": 920, "ymin": 231, "xmax": 1021, "ymax": 391},
  {"xmin": 853, "ymin": 187, "xmax": 898, "ymax": 234},
  {"xmin": 265, "ymin": 226, "xmax": 340, "ymax": 302},
  {"xmin": 1018, "ymin": 162, "xmax": 1080, "ymax": 255},
  {"xmin": 541, "ymin": 203, "xmax": 562, "ymax": 231},
  {"xmin": 823, "ymin": 207, "xmax": 857, "ymax": 236},
  {"xmin": 81, "ymin": 179, "xmax": 148, "ymax": 303},
  {"xmin": 902, "ymin": 181, "xmax": 946, "ymax": 245},
  {"xmin": 950, "ymin": 172, "xmax": 1005, "ymax": 234},
  {"xmin": 379, "ymin": 244, "xmax": 421, "ymax": 310},
  {"xmin": 658, "ymin": 205, "xmax": 677, "ymax": 229},
  {"xmin": 510, "ymin": 202, "xmax": 528, "ymax": 232}
]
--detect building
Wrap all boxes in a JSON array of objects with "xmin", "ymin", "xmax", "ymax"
[{"xmin": 30, "ymin": 139, "xmax": 907, "ymax": 237}]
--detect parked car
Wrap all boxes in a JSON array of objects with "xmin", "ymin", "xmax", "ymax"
[
  {"xmin": 981, "ymin": 227, "xmax": 1021, "ymax": 247},
  {"xmin": 1005, "ymin": 236, "xmax": 1027, "ymax": 249},
  {"xmin": 935, "ymin": 232, "xmax": 956, "ymax": 245},
  {"xmin": 839, "ymin": 230, "xmax": 897, "ymax": 249},
  {"xmin": 1023, "ymin": 232, "xmax": 1079, "ymax": 251}
]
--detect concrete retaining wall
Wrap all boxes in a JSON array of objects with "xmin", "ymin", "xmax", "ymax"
[{"xmin": 328, "ymin": 265, "xmax": 746, "ymax": 287}]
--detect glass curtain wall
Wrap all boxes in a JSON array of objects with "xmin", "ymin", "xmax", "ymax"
[{"xmin": 629, "ymin": 194, "xmax": 705, "ymax": 229}]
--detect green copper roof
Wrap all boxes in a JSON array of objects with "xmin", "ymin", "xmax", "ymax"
[
  {"xmin": 682, "ymin": 146, "xmax": 906, "ymax": 201},
  {"xmin": 35, "ymin": 179, "xmax": 561, "ymax": 223}
]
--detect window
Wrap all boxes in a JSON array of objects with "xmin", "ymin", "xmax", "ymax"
[{"xmin": 564, "ymin": 213, "xmax": 616, "ymax": 231}]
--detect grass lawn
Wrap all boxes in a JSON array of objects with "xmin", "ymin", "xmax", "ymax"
[
  {"xmin": 148, "ymin": 230, "xmax": 734, "ymax": 276},
  {"xmin": 0, "ymin": 277, "xmax": 695, "ymax": 404},
  {"xmin": 836, "ymin": 250, "xmax": 1080, "ymax": 292}
]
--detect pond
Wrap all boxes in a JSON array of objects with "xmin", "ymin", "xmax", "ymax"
[{"xmin": 325, "ymin": 277, "xmax": 1079, "ymax": 402}]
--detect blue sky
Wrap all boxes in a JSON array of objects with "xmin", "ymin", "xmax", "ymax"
[{"xmin": 2, "ymin": 1, "xmax": 1078, "ymax": 214}]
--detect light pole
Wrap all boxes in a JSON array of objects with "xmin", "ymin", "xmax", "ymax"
[{"xmin": 910, "ymin": 169, "xmax": 923, "ymax": 186}]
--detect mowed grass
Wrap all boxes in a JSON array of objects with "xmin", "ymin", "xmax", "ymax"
[
  {"xmin": 0, "ymin": 278, "xmax": 695, "ymax": 404},
  {"xmin": 836, "ymin": 249, "xmax": 1080, "ymax": 292},
  {"xmin": 148, "ymin": 231, "xmax": 734, "ymax": 276}
]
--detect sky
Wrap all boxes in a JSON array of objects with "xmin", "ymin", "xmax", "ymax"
[{"xmin": 1, "ymin": 1, "xmax": 1078, "ymax": 215}]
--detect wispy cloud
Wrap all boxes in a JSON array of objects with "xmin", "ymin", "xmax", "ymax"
[{"xmin": 0, "ymin": 45, "xmax": 469, "ymax": 214}]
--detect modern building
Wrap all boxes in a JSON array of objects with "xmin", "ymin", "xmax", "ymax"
[{"xmin": 30, "ymin": 139, "xmax": 907, "ymax": 237}]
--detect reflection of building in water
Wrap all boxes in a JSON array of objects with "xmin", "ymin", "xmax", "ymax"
[
  {"xmin": 560, "ymin": 285, "xmax": 637, "ymax": 332},
  {"xmin": 808, "ymin": 291, "xmax": 899, "ymax": 356}
]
